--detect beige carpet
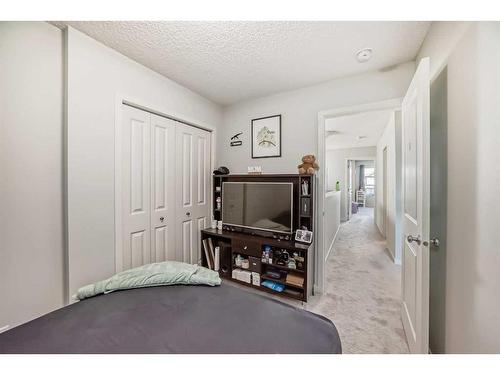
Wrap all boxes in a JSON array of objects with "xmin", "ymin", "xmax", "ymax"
[
  {"xmin": 228, "ymin": 207, "xmax": 409, "ymax": 353},
  {"xmin": 306, "ymin": 207, "xmax": 409, "ymax": 353}
]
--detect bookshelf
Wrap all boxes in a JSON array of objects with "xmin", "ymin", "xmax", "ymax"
[{"xmin": 203, "ymin": 174, "xmax": 315, "ymax": 302}]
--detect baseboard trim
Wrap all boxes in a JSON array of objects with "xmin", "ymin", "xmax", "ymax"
[
  {"xmin": 325, "ymin": 226, "xmax": 340, "ymax": 261},
  {"xmin": 0, "ymin": 325, "xmax": 10, "ymax": 333}
]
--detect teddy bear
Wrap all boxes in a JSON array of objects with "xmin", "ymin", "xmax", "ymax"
[{"xmin": 298, "ymin": 154, "xmax": 319, "ymax": 174}]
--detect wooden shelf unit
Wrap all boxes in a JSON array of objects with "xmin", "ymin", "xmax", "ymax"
[
  {"xmin": 298, "ymin": 174, "xmax": 314, "ymax": 232},
  {"xmin": 201, "ymin": 228, "xmax": 312, "ymax": 301},
  {"xmin": 202, "ymin": 173, "xmax": 315, "ymax": 302},
  {"xmin": 262, "ymin": 262, "xmax": 304, "ymax": 274}
]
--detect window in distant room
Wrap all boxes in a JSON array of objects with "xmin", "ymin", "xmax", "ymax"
[{"xmin": 365, "ymin": 167, "xmax": 375, "ymax": 195}]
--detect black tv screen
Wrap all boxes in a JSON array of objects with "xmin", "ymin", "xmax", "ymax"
[{"xmin": 222, "ymin": 182, "xmax": 293, "ymax": 234}]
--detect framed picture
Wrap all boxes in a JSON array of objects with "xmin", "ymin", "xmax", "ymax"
[
  {"xmin": 251, "ymin": 115, "xmax": 281, "ymax": 158},
  {"xmin": 295, "ymin": 229, "xmax": 313, "ymax": 244}
]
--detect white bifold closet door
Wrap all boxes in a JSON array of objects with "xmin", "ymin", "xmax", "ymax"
[
  {"xmin": 150, "ymin": 113, "xmax": 177, "ymax": 264},
  {"xmin": 120, "ymin": 105, "xmax": 210, "ymax": 271},
  {"xmin": 175, "ymin": 122, "xmax": 211, "ymax": 264}
]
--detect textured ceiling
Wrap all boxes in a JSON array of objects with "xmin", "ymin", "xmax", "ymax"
[
  {"xmin": 325, "ymin": 109, "xmax": 393, "ymax": 150},
  {"xmin": 53, "ymin": 21, "xmax": 430, "ymax": 105}
]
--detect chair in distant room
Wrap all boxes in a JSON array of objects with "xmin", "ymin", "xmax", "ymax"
[{"xmin": 356, "ymin": 190, "xmax": 366, "ymax": 207}]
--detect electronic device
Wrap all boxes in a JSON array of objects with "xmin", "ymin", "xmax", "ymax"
[
  {"xmin": 222, "ymin": 182, "xmax": 293, "ymax": 235},
  {"xmin": 219, "ymin": 243, "xmax": 232, "ymax": 277},
  {"xmin": 213, "ymin": 166, "xmax": 230, "ymax": 175},
  {"xmin": 265, "ymin": 270, "xmax": 282, "ymax": 279},
  {"xmin": 295, "ymin": 229, "xmax": 313, "ymax": 244}
]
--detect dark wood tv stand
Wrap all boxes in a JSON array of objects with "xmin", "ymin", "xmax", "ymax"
[
  {"xmin": 201, "ymin": 228, "xmax": 313, "ymax": 301},
  {"xmin": 202, "ymin": 174, "xmax": 315, "ymax": 302}
]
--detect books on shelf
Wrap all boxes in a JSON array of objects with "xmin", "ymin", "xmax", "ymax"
[
  {"xmin": 207, "ymin": 238, "xmax": 216, "ymax": 270},
  {"xmin": 285, "ymin": 273, "xmax": 304, "ymax": 288},
  {"xmin": 214, "ymin": 245, "xmax": 220, "ymax": 271},
  {"xmin": 202, "ymin": 239, "xmax": 213, "ymax": 270},
  {"xmin": 203, "ymin": 238, "xmax": 218, "ymax": 271}
]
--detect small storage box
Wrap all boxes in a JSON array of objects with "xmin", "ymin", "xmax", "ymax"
[
  {"xmin": 252, "ymin": 272, "xmax": 261, "ymax": 286},
  {"xmin": 249, "ymin": 256, "xmax": 262, "ymax": 273},
  {"xmin": 237, "ymin": 270, "xmax": 252, "ymax": 284},
  {"xmin": 232, "ymin": 268, "xmax": 241, "ymax": 280}
]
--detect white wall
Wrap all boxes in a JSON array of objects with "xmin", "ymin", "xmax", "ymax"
[
  {"xmin": 324, "ymin": 191, "xmax": 341, "ymax": 261},
  {"xmin": 445, "ymin": 23, "xmax": 500, "ymax": 353},
  {"xmin": 218, "ymin": 62, "xmax": 415, "ymax": 174},
  {"xmin": 419, "ymin": 22, "xmax": 500, "ymax": 353},
  {"xmin": 66, "ymin": 27, "xmax": 223, "ymax": 297},
  {"xmin": 375, "ymin": 112, "xmax": 402, "ymax": 264},
  {"xmin": 416, "ymin": 22, "xmax": 470, "ymax": 81},
  {"xmin": 0, "ymin": 22, "xmax": 65, "ymax": 329},
  {"xmin": 326, "ymin": 146, "xmax": 377, "ymax": 221}
]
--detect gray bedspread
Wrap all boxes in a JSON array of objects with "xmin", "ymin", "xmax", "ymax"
[{"xmin": 0, "ymin": 283, "xmax": 341, "ymax": 354}]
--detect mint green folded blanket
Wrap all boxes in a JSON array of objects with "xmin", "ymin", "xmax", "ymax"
[{"xmin": 76, "ymin": 261, "xmax": 221, "ymax": 300}]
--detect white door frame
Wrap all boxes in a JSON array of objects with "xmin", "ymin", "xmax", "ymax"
[
  {"xmin": 315, "ymin": 98, "xmax": 402, "ymax": 294},
  {"xmin": 114, "ymin": 94, "xmax": 217, "ymax": 273},
  {"xmin": 344, "ymin": 156, "xmax": 376, "ymax": 221}
]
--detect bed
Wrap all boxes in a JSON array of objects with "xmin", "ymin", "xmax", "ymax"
[{"xmin": 0, "ymin": 283, "xmax": 341, "ymax": 354}]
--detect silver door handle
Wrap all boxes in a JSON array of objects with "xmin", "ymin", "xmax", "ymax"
[
  {"xmin": 407, "ymin": 234, "xmax": 421, "ymax": 245},
  {"xmin": 423, "ymin": 238, "xmax": 440, "ymax": 247}
]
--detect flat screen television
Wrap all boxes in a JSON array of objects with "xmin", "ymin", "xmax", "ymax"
[{"xmin": 222, "ymin": 182, "xmax": 293, "ymax": 234}]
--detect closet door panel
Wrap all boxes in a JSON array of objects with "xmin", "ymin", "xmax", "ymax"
[
  {"xmin": 153, "ymin": 226, "xmax": 167, "ymax": 262},
  {"xmin": 181, "ymin": 220, "xmax": 193, "ymax": 263},
  {"xmin": 121, "ymin": 106, "xmax": 151, "ymax": 271},
  {"xmin": 150, "ymin": 114, "xmax": 176, "ymax": 263},
  {"xmin": 192, "ymin": 131, "xmax": 210, "ymax": 264},
  {"xmin": 181, "ymin": 132, "xmax": 193, "ymax": 207},
  {"xmin": 197, "ymin": 136, "xmax": 207, "ymax": 205},
  {"xmin": 120, "ymin": 106, "xmax": 211, "ymax": 269},
  {"xmin": 175, "ymin": 123, "xmax": 211, "ymax": 264}
]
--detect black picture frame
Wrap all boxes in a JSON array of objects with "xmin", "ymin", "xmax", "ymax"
[{"xmin": 251, "ymin": 114, "xmax": 282, "ymax": 159}]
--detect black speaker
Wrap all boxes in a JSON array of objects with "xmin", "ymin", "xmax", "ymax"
[{"xmin": 219, "ymin": 243, "xmax": 232, "ymax": 278}]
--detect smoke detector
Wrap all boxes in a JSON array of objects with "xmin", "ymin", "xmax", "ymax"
[{"xmin": 356, "ymin": 48, "xmax": 372, "ymax": 63}]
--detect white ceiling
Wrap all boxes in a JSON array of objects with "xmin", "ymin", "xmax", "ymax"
[
  {"xmin": 325, "ymin": 109, "xmax": 393, "ymax": 150},
  {"xmin": 52, "ymin": 21, "xmax": 430, "ymax": 105}
]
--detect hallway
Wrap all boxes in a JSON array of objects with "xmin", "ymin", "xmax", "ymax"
[{"xmin": 308, "ymin": 207, "xmax": 409, "ymax": 353}]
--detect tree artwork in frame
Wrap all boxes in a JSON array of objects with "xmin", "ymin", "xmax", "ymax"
[{"xmin": 251, "ymin": 115, "xmax": 281, "ymax": 158}]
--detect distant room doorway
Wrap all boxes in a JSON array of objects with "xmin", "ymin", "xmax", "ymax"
[{"xmin": 346, "ymin": 158, "xmax": 376, "ymax": 222}]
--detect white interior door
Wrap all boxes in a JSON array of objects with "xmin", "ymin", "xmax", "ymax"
[
  {"xmin": 150, "ymin": 114, "xmax": 176, "ymax": 263},
  {"xmin": 401, "ymin": 57, "xmax": 430, "ymax": 354},
  {"xmin": 121, "ymin": 105, "xmax": 152, "ymax": 270},
  {"xmin": 121, "ymin": 106, "xmax": 202, "ymax": 272},
  {"xmin": 175, "ymin": 122, "xmax": 211, "ymax": 264}
]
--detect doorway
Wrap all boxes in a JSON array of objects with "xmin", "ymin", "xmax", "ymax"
[
  {"xmin": 315, "ymin": 98, "xmax": 407, "ymax": 353},
  {"xmin": 317, "ymin": 99, "xmax": 403, "ymax": 293},
  {"xmin": 345, "ymin": 158, "xmax": 376, "ymax": 222},
  {"xmin": 316, "ymin": 59, "xmax": 432, "ymax": 354}
]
